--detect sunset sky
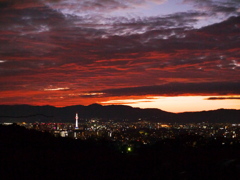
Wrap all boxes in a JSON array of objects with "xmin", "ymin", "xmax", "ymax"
[{"xmin": 0, "ymin": 0, "xmax": 240, "ymax": 112}]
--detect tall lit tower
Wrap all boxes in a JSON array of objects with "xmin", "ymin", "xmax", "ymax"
[{"xmin": 75, "ymin": 113, "xmax": 79, "ymax": 129}]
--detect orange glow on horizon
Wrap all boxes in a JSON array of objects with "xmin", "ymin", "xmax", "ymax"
[
  {"xmin": 0, "ymin": 90, "xmax": 239, "ymax": 113},
  {"xmin": 100, "ymin": 95, "xmax": 240, "ymax": 113}
]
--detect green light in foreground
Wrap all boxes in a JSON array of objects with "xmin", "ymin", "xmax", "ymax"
[{"xmin": 127, "ymin": 147, "xmax": 132, "ymax": 152}]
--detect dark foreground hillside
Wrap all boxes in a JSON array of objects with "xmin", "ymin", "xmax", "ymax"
[{"xmin": 1, "ymin": 124, "xmax": 240, "ymax": 180}]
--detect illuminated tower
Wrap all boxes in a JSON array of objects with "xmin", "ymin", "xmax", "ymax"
[{"xmin": 75, "ymin": 113, "xmax": 79, "ymax": 129}]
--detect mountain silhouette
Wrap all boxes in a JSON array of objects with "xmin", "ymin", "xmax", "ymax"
[{"xmin": 0, "ymin": 104, "xmax": 239, "ymax": 123}]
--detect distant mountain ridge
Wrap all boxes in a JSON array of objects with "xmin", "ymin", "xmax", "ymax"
[{"xmin": 0, "ymin": 104, "xmax": 239, "ymax": 123}]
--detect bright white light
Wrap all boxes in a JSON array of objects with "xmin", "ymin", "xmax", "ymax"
[
  {"xmin": 81, "ymin": 92, "xmax": 105, "ymax": 96},
  {"xmin": 231, "ymin": 60, "xmax": 240, "ymax": 67},
  {"xmin": 44, "ymin": 87, "xmax": 69, "ymax": 91},
  {"xmin": 0, "ymin": 60, "xmax": 7, "ymax": 63}
]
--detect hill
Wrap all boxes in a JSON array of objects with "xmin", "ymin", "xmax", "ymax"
[
  {"xmin": 0, "ymin": 104, "xmax": 239, "ymax": 123},
  {"xmin": 1, "ymin": 123, "xmax": 240, "ymax": 179}
]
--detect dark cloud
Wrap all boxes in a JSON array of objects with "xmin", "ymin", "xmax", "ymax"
[
  {"xmin": 97, "ymin": 81, "xmax": 240, "ymax": 97},
  {"xmin": 206, "ymin": 97, "xmax": 240, "ymax": 100},
  {"xmin": 183, "ymin": 0, "xmax": 240, "ymax": 15}
]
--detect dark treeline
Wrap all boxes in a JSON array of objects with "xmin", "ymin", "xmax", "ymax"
[{"xmin": 1, "ymin": 124, "xmax": 240, "ymax": 180}]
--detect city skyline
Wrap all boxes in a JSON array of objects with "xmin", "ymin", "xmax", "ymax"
[{"xmin": 0, "ymin": 0, "xmax": 240, "ymax": 112}]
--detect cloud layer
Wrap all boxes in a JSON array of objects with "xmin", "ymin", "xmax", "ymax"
[{"xmin": 0, "ymin": 0, "xmax": 239, "ymax": 109}]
